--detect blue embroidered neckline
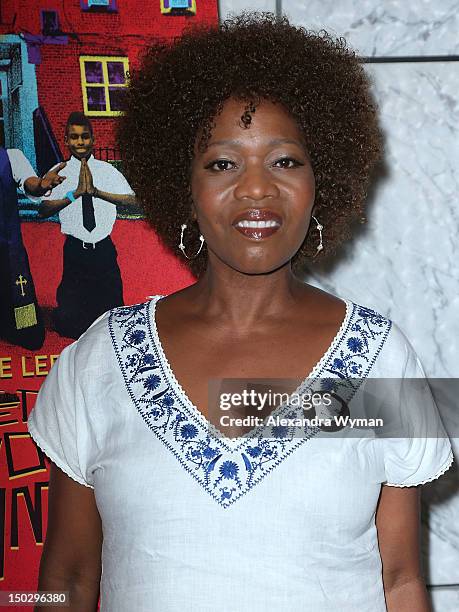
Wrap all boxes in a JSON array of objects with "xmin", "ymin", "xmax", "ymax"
[{"xmin": 109, "ymin": 297, "xmax": 391, "ymax": 508}]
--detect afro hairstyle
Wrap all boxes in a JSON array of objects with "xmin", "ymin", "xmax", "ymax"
[{"xmin": 118, "ymin": 12, "xmax": 382, "ymax": 277}]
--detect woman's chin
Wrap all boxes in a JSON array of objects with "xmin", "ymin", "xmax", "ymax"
[{"xmin": 225, "ymin": 256, "xmax": 292, "ymax": 276}]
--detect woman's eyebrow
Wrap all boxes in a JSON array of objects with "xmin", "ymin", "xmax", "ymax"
[{"xmin": 206, "ymin": 138, "xmax": 305, "ymax": 148}]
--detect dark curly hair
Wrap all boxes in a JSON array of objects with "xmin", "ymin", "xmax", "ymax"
[{"xmin": 118, "ymin": 12, "xmax": 382, "ymax": 277}]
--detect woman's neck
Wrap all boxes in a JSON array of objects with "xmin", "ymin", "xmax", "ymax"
[{"xmin": 186, "ymin": 260, "xmax": 310, "ymax": 329}]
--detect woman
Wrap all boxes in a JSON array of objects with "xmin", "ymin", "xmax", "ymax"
[{"xmin": 28, "ymin": 13, "xmax": 453, "ymax": 611}]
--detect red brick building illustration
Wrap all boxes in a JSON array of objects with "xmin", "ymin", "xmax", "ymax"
[
  {"xmin": 0, "ymin": 1, "xmax": 217, "ymax": 590},
  {"xmin": 0, "ymin": 0, "xmax": 218, "ymax": 174}
]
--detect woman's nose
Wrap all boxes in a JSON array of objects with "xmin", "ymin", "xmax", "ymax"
[{"xmin": 234, "ymin": 165, "xmax": 280, "ymax": 201}]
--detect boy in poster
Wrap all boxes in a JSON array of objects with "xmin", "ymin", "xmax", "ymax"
[{"xmin": 39, "ymin": 111, "xmax": 136, "ymax": 339}]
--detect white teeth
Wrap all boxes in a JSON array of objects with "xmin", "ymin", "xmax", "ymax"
[{"xmin": 236, "ymin": 220, "xmax": 280, "ymax": 228}]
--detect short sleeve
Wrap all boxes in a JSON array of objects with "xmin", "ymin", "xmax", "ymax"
[
  {"xmin": 27, "ymin": 311, "xmax": 109, "ymax": 488},
  {"xmin": 7, "ymin": 148, "xmax": 36, "ymax": 189},
  {"xmin": 381, "ymin": 325, "xmax": 454, "ymax": 487},
  {"xmin": 7, "ymin": 148, "xmax": 41, "ymax": 202}
]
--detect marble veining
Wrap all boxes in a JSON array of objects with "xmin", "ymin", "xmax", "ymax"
[
  {"xmin": 218, "ymin": 0, "xmax": 276, "ymax": 19},
  {"xmin": 284, "ymin": 0, "xmax": 459, "ymax": 56},
  {"xmin": 305, "ymin": 62, "xmax": 459, "ymax": 380},
  {"xmin": 220, "ymin": 0, "xmax": 459, "ymax": 57}
]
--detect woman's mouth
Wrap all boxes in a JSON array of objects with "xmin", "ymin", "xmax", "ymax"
[{"xmin": 232, "ymin": 210, "xmax": 282, "ymax": 240}]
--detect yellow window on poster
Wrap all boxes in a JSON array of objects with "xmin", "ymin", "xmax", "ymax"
[
  {"xmin": 160, "ymin": 0, "xmax": 196, "ymax": 15},
  {"xmin": 80, "ymin": 56, "xmax": 129, "ymax": 117}
]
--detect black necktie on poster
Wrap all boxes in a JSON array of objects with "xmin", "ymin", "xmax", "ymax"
[{"xmin": 82, "ymin": 193, "xmax": 96, "ymax": 232}]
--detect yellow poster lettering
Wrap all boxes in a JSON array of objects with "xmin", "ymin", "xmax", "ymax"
[
  {"xmin": 0, "ymin": 358, "xmax": 12, "ymax": 379},
  {"xmin": 35, "ymin": 355, "xmax": 49, "ymax": 376},
  {"xmin": 21, "ymin": 355, "xmax": 59, "ymax": 378},
  {"xmin": 21, "ymin": 356, "xmax": 35, "ymax": 378}
]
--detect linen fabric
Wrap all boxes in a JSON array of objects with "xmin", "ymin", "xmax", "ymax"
[{"xmin": 27, "ymin": 296, "xmax": 454, "ymax": 611}]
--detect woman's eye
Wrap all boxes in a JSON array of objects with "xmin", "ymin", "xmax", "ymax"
[
  {"xmin": 273, "ymin": 157, "xmax": 303, "ymax": 169},
  {"xmin": 205, "ymin": 159, "xmax": 236, "ymax": 171}
]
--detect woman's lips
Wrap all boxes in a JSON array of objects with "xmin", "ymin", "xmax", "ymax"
[{"xmin": 232, "ymin": 209, "xmax": 282, "ymax": 240}]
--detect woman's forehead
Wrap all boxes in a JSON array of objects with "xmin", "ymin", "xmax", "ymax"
[{"xmin": 204, "ymin": 98, "xmax": 305, "ymax": 148}]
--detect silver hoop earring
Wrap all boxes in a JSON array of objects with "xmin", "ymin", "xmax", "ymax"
[
  {"xmin": 179, "ymin": 223, "xmax": 205, "ymax": 260},
  {"xmin": 311, "ymin": 215, "xmax": 324, "ymax": 254}
]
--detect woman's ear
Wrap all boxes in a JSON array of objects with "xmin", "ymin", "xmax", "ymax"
[{"xmin": 191, "ymin": 203, "xmax": 198, "ymax": 222}]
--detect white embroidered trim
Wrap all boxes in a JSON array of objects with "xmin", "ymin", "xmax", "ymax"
[
  {"xmin": 384, "ymin": 450, "xmax": 454, "ymax": 488},
  {"xmin": 27, "ymin": 419, "xmax": 94, "ymax": 489},
  {"xmin": 111, "ymin": 298, "xmax": 392, "ymax": 508},
  {"xmin": 150, "ymin": 294, "xmax": 353, "ymax": 445}
]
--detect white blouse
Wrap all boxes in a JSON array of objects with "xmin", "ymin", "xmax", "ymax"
[{"xmin": 27, "ymin": 296, "xmax": 454, "ymax": 611}]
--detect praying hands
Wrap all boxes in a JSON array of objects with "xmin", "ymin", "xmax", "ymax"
[{"xmin": 73, "ymin": 157, "xmax": 96, "ymax": 198}]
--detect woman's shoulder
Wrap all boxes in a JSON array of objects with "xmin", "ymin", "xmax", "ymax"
[
  {"xmin": 340, "ymin": 296, "xmax": 423, "ymax": 378},
  {"xmin": 70, "ymin": 299, "xmax": 155, "ymax": 368},
  {"xmin": 297, "ymin": 284, "xmax": 417, "ymax": 377},
  {"xmin": 303, "ymin": 285, "xmax": 393, "ymax": 337}
]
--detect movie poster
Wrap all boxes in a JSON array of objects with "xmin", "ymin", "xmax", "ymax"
[{"xmin": 0, "ymin": 0, "xmax": 217, "ymax": 601}]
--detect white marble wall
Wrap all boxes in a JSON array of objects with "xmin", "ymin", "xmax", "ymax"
[
  {"xmin": 316, "ymin": 59, "xmax": 459, "ymax": 606},
  {"xmin": 218, "ymin": 2, "xmax": 459, "ymax": 609},
  {"xmin": 220, "ymin": 0, "xmax": 459, "ymax": 57},
  {"xmin": 309, "ymin": 60, "xmax": 459, "ymax": 379},
  {"xmin": 219, "ymin": 0, "xmax": 275, "ymax": 15},
  {"xmin": 284, "ymin": 0, "xmax": 459, "ymax": 57}
]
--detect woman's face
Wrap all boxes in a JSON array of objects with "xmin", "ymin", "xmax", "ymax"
[{"xmin": 191, "ymin": 98, "xmax": 315, "ymax": 275}]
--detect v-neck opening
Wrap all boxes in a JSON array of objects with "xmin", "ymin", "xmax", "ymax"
[
  {"xmin": 109, "ymin": 297, "xmax": 391, "ymax": 507},
  {"xmin": 148, "ymin": 294, "xmax": 353, "ymax": 446}
]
